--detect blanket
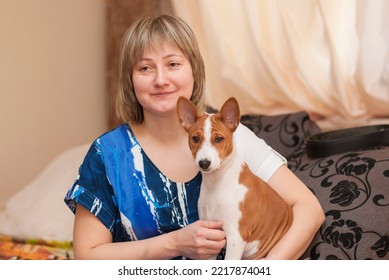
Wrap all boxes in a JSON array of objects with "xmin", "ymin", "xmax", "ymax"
[{"xmin": 0, "ymin": 234, "xmax": 73, "ymax": 260}]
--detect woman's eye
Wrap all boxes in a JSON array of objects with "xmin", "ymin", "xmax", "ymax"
[
  {"xmin": 139, "ymin": 65, "xmax": 152, "ymax": 72},
  {"xmin": 169, "ymin": 62, "xmax": 180, "ymax": 68},
  {"xmin": 215, "ymin": 136, "xmax": 224, "ymax": 143}
]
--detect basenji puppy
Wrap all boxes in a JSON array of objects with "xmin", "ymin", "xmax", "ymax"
[{"xmin": 176, "ymin": 96, "xmax": 293, "ymax": 259}]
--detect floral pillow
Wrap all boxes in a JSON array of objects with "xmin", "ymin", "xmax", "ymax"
[
  {"xmin": 288, "ymin": 146, "xmax": 389, "ymax": 259},
  {"xmin": 240, "ymin": 111, "xmax": 321, "ymax": 159}
]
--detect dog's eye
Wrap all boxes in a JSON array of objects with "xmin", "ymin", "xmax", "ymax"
[
  {"xmin": 215, "ymin": 136, "xmax": 224, "ymax": 143},
  {"xmin": 192, "ymin": 135, "xmax": 200, "ymax": 143}
]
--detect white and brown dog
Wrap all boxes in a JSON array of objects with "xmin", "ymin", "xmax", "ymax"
[{"xmin": 177, "ymin": 96, "xmax": 293, "ymax": 260}]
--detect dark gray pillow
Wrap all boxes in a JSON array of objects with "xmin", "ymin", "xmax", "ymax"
[
  {"xmin": 240, "ymin": 111, "xmax": 321, "ymax": 159},
  {"xmin": 288, "ymin": 147, "xmax": 389, "ymax": 259}
]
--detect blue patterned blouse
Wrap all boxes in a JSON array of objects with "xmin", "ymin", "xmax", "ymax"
[{"xmin": 64, "ymin": 124, "xmax": 201, "ymax": 246}]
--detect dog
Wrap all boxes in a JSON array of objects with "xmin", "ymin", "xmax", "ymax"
[{"xmin": 176, "ymin": 96, "xmax": 293, "ymax": 259}]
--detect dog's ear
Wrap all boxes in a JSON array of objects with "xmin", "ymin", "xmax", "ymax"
[
  {"xmin": 176, "ymin": 96, "xmax": 199, "ymax": 131},
  {"xmin": 219, "ymin": 97, "xmax": 240, "ymax": 132}
]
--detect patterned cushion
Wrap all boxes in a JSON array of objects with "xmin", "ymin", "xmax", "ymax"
[
  {"xmin": 240, "ymin": 111, "xmax": 321, "ymax": 159},
  {"xmin": 288, "ymin": 147, "xmax": 389, "ymax": 259}
]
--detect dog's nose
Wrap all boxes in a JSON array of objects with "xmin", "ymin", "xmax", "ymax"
[{"xmin": 199, "ymin": 159, "xmax": 211, "ymax": 170}]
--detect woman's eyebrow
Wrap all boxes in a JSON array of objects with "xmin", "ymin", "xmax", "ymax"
[{"xmin": 139, "ymin": 53, "xmax": 184, "ymax": 61}]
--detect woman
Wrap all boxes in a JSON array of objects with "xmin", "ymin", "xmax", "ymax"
[{"xmin": 64, "ymin": 14, "xmax": 324, "ymax": 260}]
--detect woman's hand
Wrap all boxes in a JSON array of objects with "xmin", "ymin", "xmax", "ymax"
[{"xmin": 172, "ymin": 220, "xmax": 226, "ymax": 259}]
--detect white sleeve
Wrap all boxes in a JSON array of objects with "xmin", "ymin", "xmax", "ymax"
[{"xmin": 234, "ymin": 123, "xmax": 287, "ymax": 182}]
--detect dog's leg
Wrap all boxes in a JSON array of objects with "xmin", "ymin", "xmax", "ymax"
[{"xmin": 224, "ymin": 234, "xmax": 246, "ymax": 260}]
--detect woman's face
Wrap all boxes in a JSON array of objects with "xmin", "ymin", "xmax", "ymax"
[{"xmin": 132, "ymin": 42, "xmax": 194, "ymax": 120}]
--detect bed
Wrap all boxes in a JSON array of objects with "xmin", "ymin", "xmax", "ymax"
[{"xmin": 0, "ymin": 111, "xmax": 388, "ymax": 260}]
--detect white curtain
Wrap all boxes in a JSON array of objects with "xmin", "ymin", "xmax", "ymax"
[{"xmin": 171, "ymin": 0, "xmax": 389, "ymax": 126}]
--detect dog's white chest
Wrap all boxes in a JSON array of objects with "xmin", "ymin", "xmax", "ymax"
[{"xmin": 198, "ymin": 172, "xmax": 247, "ymax": 228}]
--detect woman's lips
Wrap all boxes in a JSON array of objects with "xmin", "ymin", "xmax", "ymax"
[{"xmin": 151, "ymin": 91, "xmax": 173, "ymax": 97}]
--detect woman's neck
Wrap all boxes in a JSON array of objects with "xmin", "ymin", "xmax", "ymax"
[{"xmin": 130, "ymin": 115, "xmax": 187, "ymax": 145}]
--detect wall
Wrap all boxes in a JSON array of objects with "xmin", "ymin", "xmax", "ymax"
[{"xmin": 0, "ymin": 0, "xmax": 107, "ymax": 205}]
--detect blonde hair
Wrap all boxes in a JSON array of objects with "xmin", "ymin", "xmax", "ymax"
[{"xmin": 116, "ymin": 15, "xmax": 205, "ymax": 124}]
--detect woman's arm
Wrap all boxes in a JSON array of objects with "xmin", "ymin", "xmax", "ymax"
[
  {"xmin": 265, "ymin": 165, "xmax": 325, "ymax": 259},
  {"xmin": 73, "ymin": 205, "xmax": 226, "ymax": 260}
]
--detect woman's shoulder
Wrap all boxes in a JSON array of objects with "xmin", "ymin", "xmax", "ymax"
[
  {"xmin": 97, "ymin": 123, "xmax": 130, "ymax": 140},
  {"xmin": 91, "ymin": 123, "xmax": 132, "ymax": 145},
  {"xmin": 84, "ymin": 124, "xmax": 133, "ymax": 156}
]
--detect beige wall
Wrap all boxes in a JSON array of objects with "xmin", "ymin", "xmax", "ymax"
[{"xmin": 0, "ymin": 0, "xmax": 107, "ymax": 205}]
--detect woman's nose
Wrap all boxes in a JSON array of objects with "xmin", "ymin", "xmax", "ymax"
[{"xmin": 154, "ymin": 68, "xmax": 170, "ymax": 87}]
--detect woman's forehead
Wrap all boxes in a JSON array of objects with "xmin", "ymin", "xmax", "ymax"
[
  {"xmin": 135, "ymin": 40, "xmax": 186, "ymax": 63},
  {"xmin": 143, "ymin": 41, "xmax": 183, "ymax": 56}
]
